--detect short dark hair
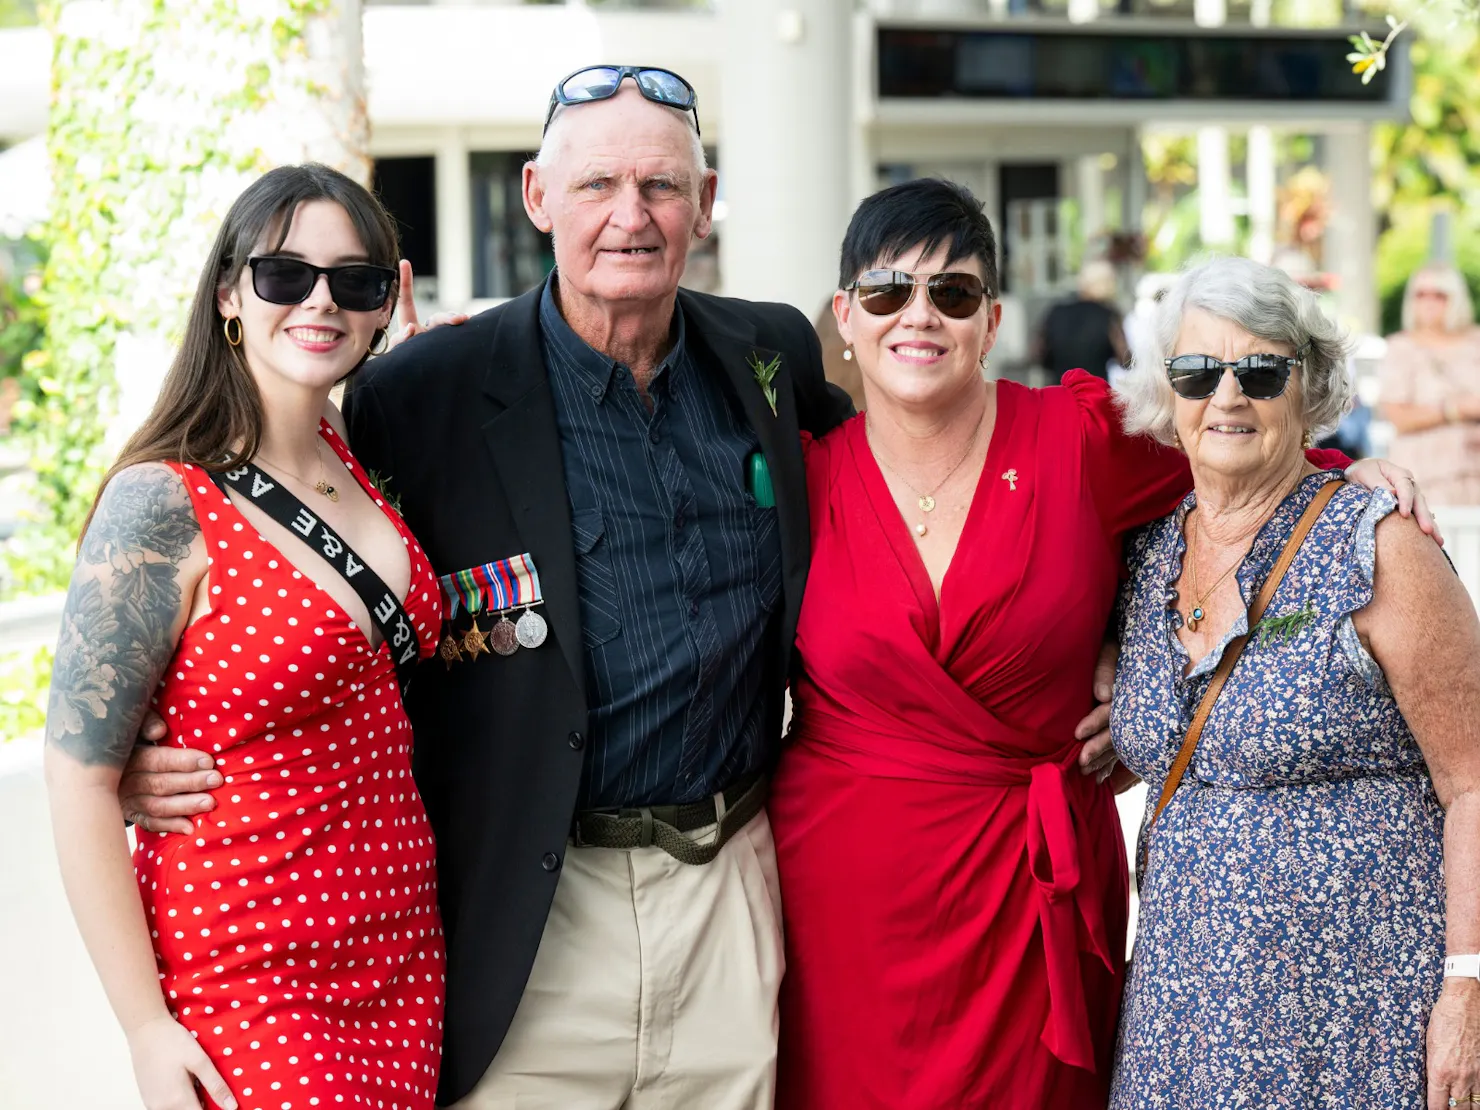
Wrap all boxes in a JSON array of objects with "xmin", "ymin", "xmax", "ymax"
[{"xmin": 838, "ymin": 178, "xmax": 998, "ymax": 296}]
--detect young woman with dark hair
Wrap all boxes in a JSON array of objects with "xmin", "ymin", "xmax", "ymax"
[
  {"xmin": 767, "ymin": 178, "xmax": 1425, "ymax": 1109},
  {"xmin": 44, "ymin": 163, "xmax": 444, "ymax": 1110}
]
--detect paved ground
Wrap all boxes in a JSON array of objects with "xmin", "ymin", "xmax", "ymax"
[
  {"xmin": 0, "ymin": 736, "xmax": 143, "ymax": 1109},
  {"xmin": 0, "ymin": 728, "xmax": 1148, "ymax": 1108}
]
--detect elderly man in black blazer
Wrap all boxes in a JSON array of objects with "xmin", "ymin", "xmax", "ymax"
[{"xmin": 349, "ymin": 71, "xmax": 860, "ymax": 1107}]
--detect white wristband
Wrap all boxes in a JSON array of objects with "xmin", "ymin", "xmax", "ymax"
[{"xmin": 1445, "ymin": 954, "xmax": 1480, "ymax": 979}]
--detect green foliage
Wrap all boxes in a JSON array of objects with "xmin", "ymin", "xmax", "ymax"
[
  {"xmin": 9, "ymin": 0, "xmax": 339, "ymax": 597},
  {"xmin": 0, "ymin": 242, "xmax": 45, "ymax": 396},
  {"xmin": 1372, "ymin": 26, "xmax": 1480, "ymax": 334},
  {"xmin": 0, "ymin": 0, "xmax": 39, "ymax": 28},
  {"xmin": 0, "ymin": 645, "xmax": 52, "ymax": 740}
]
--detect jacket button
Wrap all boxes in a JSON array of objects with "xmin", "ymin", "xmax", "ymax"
[
  {"xmin": 568, "ymin": 731, "xmax": 585, "ymax": 751},
  {"xmin": 541, "ymin": 852, "xmax": 561, "ymax": 872}
]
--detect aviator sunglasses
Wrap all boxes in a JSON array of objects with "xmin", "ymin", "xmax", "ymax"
[
  {"xmin": 847, "ymin": 270, "xmax": 989, "ymax": 319},
  {"xmin": 1164, "ymin": 353, "xmax": 1302, "ymax": 401},
  {"xmin": 247, "ymin": 256, "xmax": 396, "ymax": 313},
  {"xmin": 544, "ymin": 65, "xmax": 701, "ymax": 137}
]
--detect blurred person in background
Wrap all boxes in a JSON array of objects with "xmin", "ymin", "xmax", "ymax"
[
  {"xmin": 1379, "ymin": 262, "xmax": 1480, "ymax": 504},
  {"xmin": 1038, "ymin": 259, "xmax": 1132, "ymax": 381}
]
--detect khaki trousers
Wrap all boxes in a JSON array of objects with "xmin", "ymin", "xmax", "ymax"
[{"xmin": 450, "ymin": 810, "xmax": 786, "ymax": 1110}]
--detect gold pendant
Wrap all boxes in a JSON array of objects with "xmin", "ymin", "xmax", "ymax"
[
  {"xmin": 918, "ymin": 495, "xmax": 936, "ymax": 513},
  {"xmin": 316, "ymin": 480, "xmax": 339, "ymax": 502}
]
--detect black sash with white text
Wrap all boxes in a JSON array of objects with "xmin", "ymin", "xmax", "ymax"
[{"xmin": 208, "ymin": 460, "xmax": 420, "ymax": 691}]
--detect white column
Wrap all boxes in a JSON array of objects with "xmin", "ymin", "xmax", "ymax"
[
  {"xmin": 1324, "ymin": 123, "xmax": 1377, "ymax": 333},
  {"xmin": 1197, "ymin": 126, "xmax": 1235, "ymax": 249},
  {"xmin": 1077, "ymin": 155, "xmax": 1105, "ymax": 247},
  {"xmin": 719, "ymin": 0, "xmax": 851, "ymax": 312},
  {"xmin": 1122, "ymin": 127, "xmax": 1147, "ymax": 232},
  {"xmin": 1246, "ymin": 125, "xmax": 1276, "ymax": 265},
  {"xmin": 434, "ymin": 128, "xmax": 473, "ymax": 313}
]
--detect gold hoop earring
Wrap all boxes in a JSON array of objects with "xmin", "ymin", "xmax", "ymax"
[
  {"xmin": 223, "ymin": 317, "xmax": 243, "ymax": 347},
  {"xmin": 369, "ymin": 328, "xmax": 389, "ymax": 356},
  {"xmin": 842, "ymin": 345, "xmax": 853, "ymax": 362},
  {"xmin": 979, "ymin": 354, "xmax": 990, "ymax": 373}
]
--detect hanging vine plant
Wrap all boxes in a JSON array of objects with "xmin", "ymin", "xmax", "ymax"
[{"xmin": 7, "ymin": 0, "xmax": 355, "ymax": 595}]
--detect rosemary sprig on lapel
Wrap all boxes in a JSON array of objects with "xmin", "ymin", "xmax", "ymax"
[
  {"xmin": 1255, "ymin": 600, "xmax": 1316, "ymax": 647},
  {"xmin": 747, "ymin": 351, "xmax": 781, "ymax": 417},
  {"xmin": 363, "ymin": 468, "xmax": 403, "ymax": 514}
]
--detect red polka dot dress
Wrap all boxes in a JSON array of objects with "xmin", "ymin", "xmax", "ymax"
[{"xmin": 134, "ymin": 422, "xmax": 445, "ymax": 1110}]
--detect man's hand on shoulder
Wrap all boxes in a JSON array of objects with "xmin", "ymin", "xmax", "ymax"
[{"xmin": 118, "ymin": 709, "xmax": 221, "ymax": 835}]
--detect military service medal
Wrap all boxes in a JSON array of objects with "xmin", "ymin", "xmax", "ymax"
[{"xmin": 437, "ymin": 552, "xmax": 549, "ymax": 662}]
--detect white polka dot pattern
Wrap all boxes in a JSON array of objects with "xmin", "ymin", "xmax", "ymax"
[{"xmin": 137, "ymin": 431, "xmax": 445, "ymax": 1110}]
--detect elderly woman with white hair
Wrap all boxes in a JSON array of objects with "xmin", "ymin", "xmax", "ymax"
[
  {"xmin": 1110, "ymin": 256, "xmax": 1480, "ymax": 1108},
  {"xmin": 1380, "ymin": 262, "xmax": 1480, "ymax": 505}
]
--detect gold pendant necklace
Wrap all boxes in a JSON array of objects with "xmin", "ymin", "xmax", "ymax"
[
  {"xmin": 1184, "ymin": 521, "xmax": 1243, "ymax": 631},
  {"xmin": 868, "ymin": 407, "xmax": 987, "ymax": 538},
  {"xmin": 257, "ymin": 441, "xmax": 339, "ymax": 502}
]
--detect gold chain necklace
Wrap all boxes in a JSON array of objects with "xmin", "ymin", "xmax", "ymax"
[
  {"xmin": 1184, "ymin": 533, "xmax": 1242, "ymax": 631},
  {"xmin": 868, "ymin": 406, "xmax": 987, "ymax": 538},
  {"xmin": 256, "ymin": 440, "xmax": 339, "ymax": 502}
]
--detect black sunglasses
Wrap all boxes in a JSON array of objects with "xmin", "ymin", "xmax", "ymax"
[
  {"xmin": 544, "ymin": 65, "xmax": 701, "ymax": 137},
  {"xmin": 247, "ymin": 256, "xmax": 396, "ymax": 313},
  {"xmin": 847, "ymin": 270, "xmax": 989, "ymax": 320},
  {"xmin": 1164, "ymin": 353, "xmax": 1302, "ymax": 401}
]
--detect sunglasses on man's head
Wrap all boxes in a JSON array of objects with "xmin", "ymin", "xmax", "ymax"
[
  {"xmin": 1164, "ymin": 353, "xmax": 1300, "ymax": 401},
  {"xmin": 847, "ymin": 270, "xmax": 989, "ymax": 320},
  {"xmin": 247, "ymin": 257, "xmax": 396, "ymax": 313},
  {"xmin": 544, "ymin": 65, "xmax": 701, "ymax": 137}
]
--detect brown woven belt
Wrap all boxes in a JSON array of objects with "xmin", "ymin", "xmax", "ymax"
[{"xmin": 569, "ymin": 773, "xmax": 768, "ymax": 865}]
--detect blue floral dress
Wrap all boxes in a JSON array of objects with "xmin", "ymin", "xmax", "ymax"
[{"xmin": 1109, "ymin": 473, "xmax": 1446, "ymax": 1108}]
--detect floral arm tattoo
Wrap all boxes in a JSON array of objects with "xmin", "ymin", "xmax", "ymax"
[{"xmin": 45, "ymin": 465, "xmax": 199, "ymax": 768}]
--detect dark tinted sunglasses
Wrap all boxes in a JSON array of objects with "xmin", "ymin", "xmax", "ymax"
[
  {"xmin": 247, "ymin": 257, "xmax": 395, "ymax": 313},
  {"xmin": 544, "ymin": 65, "xmax": 701, "ymax": 137},
  {"xmin": 847, "ymin": 270, "xmax": 988, "ymax": 320},
  {"xmin": 1164, "ymin": 353, "xmax": 1301, "ymax": 401}
]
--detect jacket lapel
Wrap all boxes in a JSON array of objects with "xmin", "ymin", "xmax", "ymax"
[
  {"xmin": 679, "ymin": 292, "xmax": 810, "ymax": 642},
  {"xmin": 479, "ymin": 287, "xmax": 585, "ymax": 699}
]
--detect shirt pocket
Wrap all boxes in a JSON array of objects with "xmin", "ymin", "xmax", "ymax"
[
  {"xmin": 749, "ymin": 503, "xmax": 783, "ymax": 613},
  {"xmin": 570, "ymin": 508, "xmax": 623, "ymax": 648}
]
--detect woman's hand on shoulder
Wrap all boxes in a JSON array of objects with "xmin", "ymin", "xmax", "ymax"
[
  {"xmin": 127, "ymin": 1014, "xmax": 237, "ymax": 1110},
  {"xmin": 46, "ymin": 462, "xmax": 206, "ymax": 772},
  {"xmin": 1427, "ymin": 980, "xmax": 1480, "ymax": 1110}
]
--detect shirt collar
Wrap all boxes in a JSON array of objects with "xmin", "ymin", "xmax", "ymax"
[{"xmin": 538, "ymin": 271, "xmax": 687, "ymax": 403}]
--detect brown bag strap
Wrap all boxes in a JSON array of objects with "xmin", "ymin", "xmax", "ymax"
[{"xmin": 1148, "ymin": 478, "xmax": 1343, "ymax": 833}]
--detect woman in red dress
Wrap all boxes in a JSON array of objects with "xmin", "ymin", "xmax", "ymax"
[
  {"xmin": 770, "ymin": 179, "xmax": 1395, "ymax": 1108},
  {"xmin": 44, "ymin": 165, "xmax": 444, "ymax": 1110}
]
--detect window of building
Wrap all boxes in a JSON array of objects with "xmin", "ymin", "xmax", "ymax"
[{"xmin": 471, "ymin": 152, "xmax": 552, "ymax": 300}]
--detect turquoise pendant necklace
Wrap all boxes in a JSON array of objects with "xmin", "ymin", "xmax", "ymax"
[{"xmin": 1185, "ymin": 524, "xmax": 1243, "ymax": 632}]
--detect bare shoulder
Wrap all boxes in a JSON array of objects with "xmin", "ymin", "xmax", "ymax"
[
  {"xmin": 1358, "ymin": 506, "xmax": 1471, "ymax": 648},
  {"xmin": 47, "ymin": 462, "xmax": 205, "ymax": 768}
]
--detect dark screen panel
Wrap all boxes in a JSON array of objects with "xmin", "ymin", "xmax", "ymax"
[{"xmin": 879, "ymin": 27, "xmax": 1391, "ymax": 102}]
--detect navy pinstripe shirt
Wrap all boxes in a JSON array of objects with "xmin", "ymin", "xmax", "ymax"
[{"xmin": 540, "ymin": 279, "xmax": 783, "ymax": 808}]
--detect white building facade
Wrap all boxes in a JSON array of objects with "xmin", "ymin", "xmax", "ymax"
[{"xmin": 0, "ymin": 0, "xmax": 1410, "ymax": 370}]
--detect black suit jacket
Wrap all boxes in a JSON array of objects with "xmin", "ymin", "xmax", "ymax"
[{"xmin": 343, "ymin": 283, "xmax": 854, "ymax": 1103}]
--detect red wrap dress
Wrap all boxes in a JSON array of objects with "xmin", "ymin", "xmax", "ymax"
[{"xmin": 771, "ymin": 372, "xmax": 1337, "ymax": 1108}]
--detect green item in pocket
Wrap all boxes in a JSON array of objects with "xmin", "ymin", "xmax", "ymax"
[{"xmin": 748, "ymin": 451, "xmax": 775, "ymax": 508}]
